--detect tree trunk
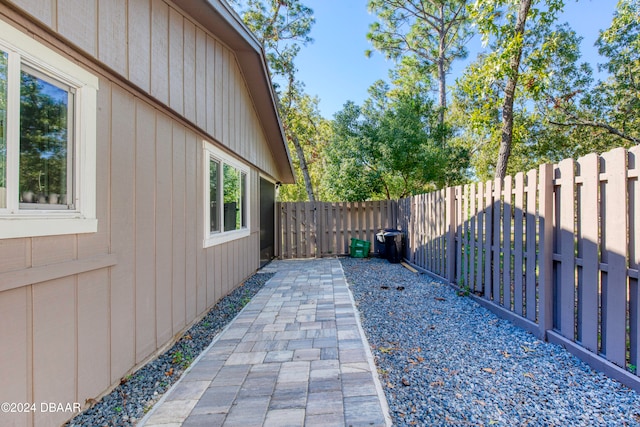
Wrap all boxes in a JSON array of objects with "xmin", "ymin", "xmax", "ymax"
[
  {"xmin": 437, "ymin": 4, "xmax": 447, "ymax": 133},
  {"xmin": 495, "ymin": 0, "xmax": 532, "ymax": 179},
  {"xmin": 290, "ymin": 133, "xmax": 316, "ymax": 203}
]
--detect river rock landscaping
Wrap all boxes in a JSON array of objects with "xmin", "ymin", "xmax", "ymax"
[
  {"xmin": 65, "ymin": 271, "xmax": 274, "ymax": 427},
  {"xmin": 341, "ymin": 256, "xmax": 640, "ymax": 426}
]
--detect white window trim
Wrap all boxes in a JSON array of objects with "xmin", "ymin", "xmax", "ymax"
[
  {"xmin": 203, "ymin": 140, "xmax": 250, "ymax": 248},
  {"xmin": 0, "ymin": 18, "xmax": 98, "ymax": 239}
]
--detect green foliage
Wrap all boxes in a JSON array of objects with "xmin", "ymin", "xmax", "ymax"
[
  {"xmin": 452, "ymin": 0, "xmax": 575, "ymax": 179},
  {"xmin": 324, "ymin": 87, "xmax": 468, "ymax": 201},
  {"xmin": 367, "ymin": 0, "xmax": 472, "ymax": 122},
  {"xmin": 277, "ymin": 83, "xmax": 332, "ymax": 202},
  {"xmin": 231, "ymin": 0, "xmax": 314, "ymax": 83},
  {"xmin": 171, "ymin": 350, "xmax": 193, "ymax": 369},
  {"xmin": 543, "ymin": 0, "xmax": 640, "ymax": 146},
  {"xmin": 231, "ymin": 0, "xmax": 321, "ymax": 202}
]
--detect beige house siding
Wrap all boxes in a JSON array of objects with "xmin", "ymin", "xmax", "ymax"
[
  {"xmin": 0, "ymin": 2, "xmax": 288, "ymax": 426},
  {"xmin": 8, "ymin": 0, "xmax": 282, "ymax": 176}
]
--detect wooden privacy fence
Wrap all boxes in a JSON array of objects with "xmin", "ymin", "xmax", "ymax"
[
  {"xmin": 276, "ymin": 200, "xmax": 397, "ymax": 258},
  {"xmin": 399, "ymin": 146, "xmax": 640, "ymax": 391}
]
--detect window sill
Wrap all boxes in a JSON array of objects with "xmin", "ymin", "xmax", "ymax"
[
  {"xmin": 203, "ymin": 228, "xmax": 250, "ymax": 248},
  {"xmin": 0, "ymin": 215, "xmax": 97, "ymax": 239}
]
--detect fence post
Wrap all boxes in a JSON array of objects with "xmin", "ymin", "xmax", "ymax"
[
  {"xmin": 445, "ymin": 186, "xmax": 456, "ymax": 283},
  {"xmin": 538, "ymin": 163, "xmax": 555, "ymax": 339},
  {"xmin": 315, "ymin": 202, "xmax": 322, "ymax": 258}
]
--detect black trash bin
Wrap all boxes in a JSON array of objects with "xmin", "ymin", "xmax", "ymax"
[
  {"xmin": 375, "ymin": 228, "xmax": 397, "ymax": 258},
  {"xmin": 383, "ymin": 230, "xmax": 403, "ymax": 263}
]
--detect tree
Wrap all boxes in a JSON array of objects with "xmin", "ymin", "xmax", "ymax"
[
  {"xmin": 367, "ymin": 0, "xmax": 471, "ymax": 129},
  {"xmin": 467, "ymin": 0, "xmax": 566, "ymax": 178},
  {"xmin": 324, "ymin": 84, "xmax": 468, "ymax": 201},
  {"xmin": 230, "ymin": 0, "xmax": 319, "ymax": 201},
  {"xmin": 277, "ymin": 81, "xmax": 332, "ymax": 202},
  {"xmin": 545, "ymin": 0, "xmax": 639, "ymax": 144}
]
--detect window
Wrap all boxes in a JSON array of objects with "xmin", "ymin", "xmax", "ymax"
[
  {"xmin": 0, "ymin": 19, "xmax": 98, "ymax": 238},
  {"xmin": 204, "ymin": 141, "xmax": 249, "ymax": 247}
]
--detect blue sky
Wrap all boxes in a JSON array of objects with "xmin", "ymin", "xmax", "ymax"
[{"xmin": 295, "ymin": 0, "xmax": 620, "ymax": 119}]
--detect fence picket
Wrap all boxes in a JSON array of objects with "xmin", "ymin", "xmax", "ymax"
[
  {"xmin": 628, "ymin": 146, "xmax": 640, "ymax": 372},
  {"xmin": 601, "ymin": 148, "xmax": 628, "ymax": 367},
  {"xmin": 493, "ymin": 178, "xmax": 502, "ymax": 304},
  {"xmin": 469, "ymin": 184, "xmax": 477, "ymax": 292},
  {"xmin": 503, "ymin": 176, "xmax": 512, "ymax": 310},
  {"xmin": 475, "ymin": 182, "xmax": 484, "ymax": 294},
  {"xmin": 456, "ymin": 186, "xmax": 463, "ymax": 282},
  {"xmin": 576, "ymin": 153, "xmax": 599, "ymax": 352},
  {"xmin": 514, "ymin": 173, "xmax": 525, "ymax": 316},
  {"xmin": 558, "ymin": 158, "xmax": 577, "ymax": 339},
  {"xmin": 525, "ymin": 169, "xmax": 538, "ymax": 321},
  {"xmin": 484, "ymin": 180, "xmax": 493, "ymax": 300}
]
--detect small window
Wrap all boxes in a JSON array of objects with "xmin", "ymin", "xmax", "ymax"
[
  {"xmin": 209, "ymin": 157, "xmax": 219, "ymax": 233},
  {"xmin": 0, "ymin": 18, "xmax": 98, "ymax": 239},
  {"xmin": 203, "ymin": 141, "xmax": 250, "ymax": 247},
  {"xmin": 19, "ymin": 65, "xmax": 74, "ymax": 210}
]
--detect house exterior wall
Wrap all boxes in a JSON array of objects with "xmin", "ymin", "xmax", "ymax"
[{"xmin": 0, "ymin": 2, "xmax": 286, "ymax": 426}]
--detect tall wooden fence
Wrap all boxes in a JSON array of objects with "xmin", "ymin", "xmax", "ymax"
[
  {"xmin": 399, "ymin": 146, "xmax": 640, "ymax": 391},
  {"xmin": 276, "ymin": 200, "xmax": 397, "ymax": 259}
]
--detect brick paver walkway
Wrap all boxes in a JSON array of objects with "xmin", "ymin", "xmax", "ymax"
[{"xmin": 139, "ymin": 258, "xmax": 391, "ymax": 427}]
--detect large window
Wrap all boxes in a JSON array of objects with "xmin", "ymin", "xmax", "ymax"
[
  {"xmin": 0, "ymin": 19, "xmax": 98, "ymax": 238},
  {"xmin": 204, "ymin": 141, "xmax": 249, "ymax": 247}
]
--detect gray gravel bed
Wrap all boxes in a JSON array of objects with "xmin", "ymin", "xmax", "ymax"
[
  {"xmin": 66, "ymin": 271, "xmax": 274, "ymax": 427},
  {"xmin": 341, "ymin": 256, "xmax": 640, "ymax": 427}
]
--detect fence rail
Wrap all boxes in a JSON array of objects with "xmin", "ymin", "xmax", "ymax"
[{"xmin": 276, "ymin": 146, "xmax": 640, "ymax": 391}]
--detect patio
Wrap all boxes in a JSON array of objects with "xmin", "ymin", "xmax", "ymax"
[{"xmin": 138, "ymin": 258, "xmax": 391, "ymax": 427}]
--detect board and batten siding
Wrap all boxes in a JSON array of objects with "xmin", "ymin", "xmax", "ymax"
[
  {"xmin": 7, "ymin": 0, "xmax": 280, "ymax": 177},
  {"xmin": 0, "ymin": 2, "xmax": 282, "ymax": 427}
]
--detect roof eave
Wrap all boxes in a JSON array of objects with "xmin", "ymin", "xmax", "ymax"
[{"xmin": 172, "ymin": 0, "xmax": 295, "ymax": 184}]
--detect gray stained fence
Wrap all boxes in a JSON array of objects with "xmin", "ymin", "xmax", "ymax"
[
  {"xmin": 277, "ymin": 146, "xmax": 640, "ymax": 393},
  {"xmin": 276, "ymin": 200, "xmax": 397, "ymax": 258}
]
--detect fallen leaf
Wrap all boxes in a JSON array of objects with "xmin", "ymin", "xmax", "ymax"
[
  {"xmin": 501, "ymin": 351, "xmax": 511, "ymax": 358},
  {"xmin": 416, "ymin": 356, "xmax": 425, "ymax": 363},
  {"xmin": 183, "ymin": 334, "xmax": 192, "ymax": 340},
  {"xmin": 524, "ymin": 372, "xmax": 535, "ymax": 379},
  {"xmin": 402, "ymin": 378, "xmax": 411, "ymax": 386},
  {"xmin": 165, "ymin": 368, "xmax": 174, "ymax": 376},
  {"xmin": 521, "ymin": 345, "xmax": 533, "ymax": 352},
  {"xmin": 379, "ymin": 346, "xmax": 395, "ymax": 354},
  {"xmin": 482, "ymin": 367, "xmax": 497, "ymax": 374},
  {"xmin": 386, "ymin": 382, "xmax": 395, "ymax": 389}
]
